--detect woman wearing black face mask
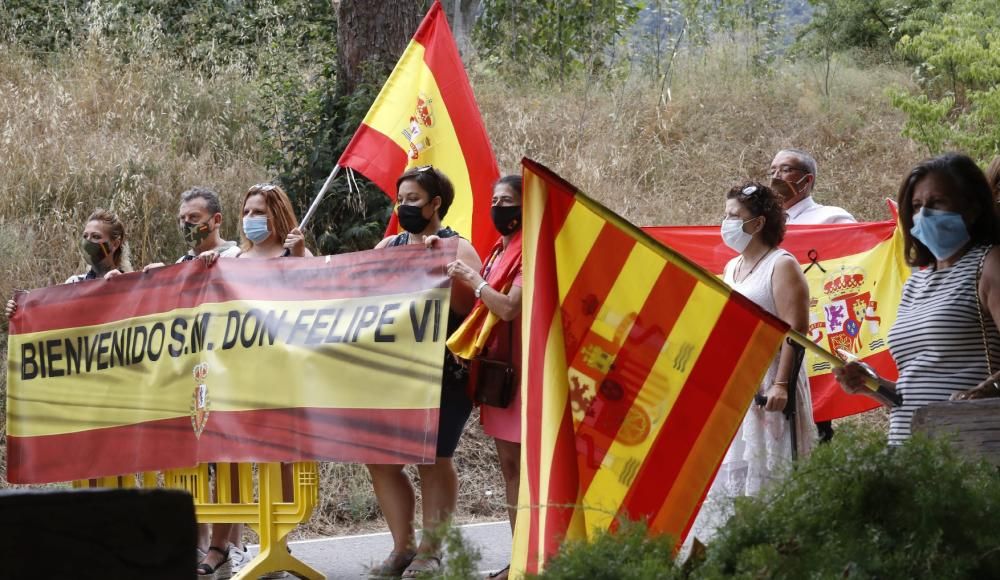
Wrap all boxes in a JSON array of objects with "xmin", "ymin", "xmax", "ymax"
[
  {"xmin": 445, "ymin": 175, "xmax": 523, "ymax": 580},
  {"xmin": 367, "ymin": 166, "xmax": 482, "ymax": 579},
  {"xmin": 5, "ymin": 208, "xmax": 130, "ymax": 318}
]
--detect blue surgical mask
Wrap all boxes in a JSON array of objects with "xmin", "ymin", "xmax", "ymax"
[
  {"xmin": 243, "ymin": 215, "xmax": 270, "ymax": 244},
  {"xmin": 911, "ymin": 207, "xmax": 970, "ymax": 260}
]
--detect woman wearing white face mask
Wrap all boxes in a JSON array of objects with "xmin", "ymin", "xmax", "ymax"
[
  {"xmin": 688, "ymin": 182, "xmax": 813, "ymax": 545},
  {"xmin": 834, "ymin": 153, "xmax": 1000, "ymax": 445}
]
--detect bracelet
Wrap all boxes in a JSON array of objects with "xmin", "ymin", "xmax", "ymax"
[
  {"xmin": 992, "ymin": 379, "xmax": 1000, "ymax": 393},
  {"xmin": 772, "ymin": 381, "xmax": 788, "ymax": 386},
  {"xmin": 474, "ymin": 280, "xmax": 489, "ymax": 298}
]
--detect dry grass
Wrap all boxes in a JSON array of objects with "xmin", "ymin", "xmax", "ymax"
[{"xmin": 1, "ymin": 40, "xmax": 924, "ymax": 538}]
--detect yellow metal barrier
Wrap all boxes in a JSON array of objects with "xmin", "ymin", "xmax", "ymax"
[{"xmin": 74, "ymin": 461, "xmax": 323, "ymax": 579}]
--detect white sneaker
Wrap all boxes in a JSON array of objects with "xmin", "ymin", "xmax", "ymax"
[{"xmin": 228, "ymin": 545, "xmax": 249, "ymax": 571}]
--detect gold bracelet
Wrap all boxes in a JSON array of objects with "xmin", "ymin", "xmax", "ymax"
[{"xmin": 772, "ymin": 380, "xmax": 789, "ymax": 386}]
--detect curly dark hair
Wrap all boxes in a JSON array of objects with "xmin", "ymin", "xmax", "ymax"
[
  {"xmin": 396, "ymin": 165, "xmax": 455, "ymax": 218},
  {"xmin": 726, "ymin": 181, "xmax": 786, "ymax": 247},
  {"xmin": 897, "ymin": 153, "xmax": 1000, "ymax": 267}
]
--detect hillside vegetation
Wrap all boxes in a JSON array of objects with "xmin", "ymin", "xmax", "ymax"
[{"xmin": 0, "ymin": 0, "xmax": 983, "ymax": 537}]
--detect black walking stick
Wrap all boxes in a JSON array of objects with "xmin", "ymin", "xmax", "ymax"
[{"xmin": 755, "ymin": 336, "xmax": 807, "ymax": 461}]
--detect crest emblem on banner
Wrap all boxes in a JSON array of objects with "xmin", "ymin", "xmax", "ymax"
[
  {"xmin": 190, "ymin": 363, "xmax": 211, "ymax": 438},
  {"xmin": 402, "ymin": 94, "xmax": 434, "ymax": 160},
  {"xmin": 814, "ymin": 265, "xmax": 878, "ymax": 357}
]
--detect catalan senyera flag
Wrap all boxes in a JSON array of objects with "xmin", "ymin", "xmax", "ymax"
[
  {"xmin": 337, "ymin": 0, "xmax": 499, "ymax": 257},
  {"xmin": 5, "ymin": 241, "xmax": 458, "ymax": 484},
  {"xmin": 512, "ymin": 160, "xmax": 791, "ymax": 576},
  {"xmin": 644, "ymin": 208, "xmax": 909, "ymax": 422}
]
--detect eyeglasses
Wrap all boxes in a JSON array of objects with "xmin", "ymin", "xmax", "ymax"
[{"xmin": 769, "ymin": 165, "xmax": 810, "ymax": 178}]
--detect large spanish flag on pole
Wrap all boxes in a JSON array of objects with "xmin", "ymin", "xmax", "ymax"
[
  {"xmin": 337, "ymin": 0, "xmax": 499, "ymax": 257},
  {"xmin": 512, "ymin": 160, "xmax": 791, "ymax": 575},
  {"xmin": 644, "ymin": 212, "xmax": 909, "ymax": 422}
]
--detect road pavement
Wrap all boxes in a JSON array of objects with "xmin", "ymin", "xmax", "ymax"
[{"xmin": 247, "ymin": 520, "xmax": 512, "ymax": 579}]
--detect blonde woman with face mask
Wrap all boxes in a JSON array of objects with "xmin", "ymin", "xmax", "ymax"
[{"xmin": 5, "ymin": 208, "xmax": 130, "ymax": 319}]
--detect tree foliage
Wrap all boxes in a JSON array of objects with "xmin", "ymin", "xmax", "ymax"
[{"xmin": 474, "ymin": 0, "xmax": 640, "ymax": 82}]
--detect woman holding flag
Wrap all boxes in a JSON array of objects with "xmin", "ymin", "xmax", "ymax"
[
  {"xmin": 367, "ymin": 166, "xmax": 482, "ymax": 579},
  {"xmin": 447, "ymin": 175, "xmax": 524, "ymax": 580},
  {"xmin": 688, "ymin": 182, "xmax": 814, "ymax": 544},
  {"xmin": 835, "ymin": 153, "xmax": 1000, "ymax": 439}
]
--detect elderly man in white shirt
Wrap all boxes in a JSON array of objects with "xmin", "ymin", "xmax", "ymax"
[
  {"xmin": 769, "ymin": 149, "xmax": 854, "ymax": 225},
  {"xmin": 769, "ymin": 148, "xmax": 855, "ymax": 443}
]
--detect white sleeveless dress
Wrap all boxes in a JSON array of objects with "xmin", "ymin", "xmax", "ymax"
[{"xmin": 687, "ymin": 249, "xmax": 815, "ymax": 544}]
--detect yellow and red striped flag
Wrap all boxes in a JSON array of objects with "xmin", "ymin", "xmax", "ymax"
[
  {"xmin": 512, "ymin": 160, "xmax": 791, "ymax": 575},
  {"xmin": 337, "ymin": 0, "xmax": 499, "ymax": 257}
]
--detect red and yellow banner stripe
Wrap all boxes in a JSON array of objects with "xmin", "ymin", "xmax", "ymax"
[
  {"xmin": 338, "ymin": 0, "xmax": 499, "ymax": 257},
  {"xmin": 5, "ymin": 242, "xmax": 458, "ymax": 484},
  {"xmin": 645, "ymin": 212, "xmax": 909, "ymax": 422},
  {"xmin": 512, "ymin": 160, "xmax": 788, "ymax": 575}
]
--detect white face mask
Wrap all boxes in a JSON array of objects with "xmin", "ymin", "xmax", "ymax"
[{"xmin": 721, "ymin": 217, "xmax": 757, "ymax": 253}]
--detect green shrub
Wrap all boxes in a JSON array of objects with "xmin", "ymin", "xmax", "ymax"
[
  {"xmin": 696, "ymin": 425, "xmax": 1000, "ymax": 579},
  {"xmin": 531, "ymin": 521, "xmax": 681, "ymax": 580}
]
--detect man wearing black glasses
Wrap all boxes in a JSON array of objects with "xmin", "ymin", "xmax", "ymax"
[
  {"xmin": 769, "ymin": 149, "xmax": 854, "ymax": 225},
  {"xmin": 769, "ymin": 149, "xmax": 855, "ymax": 443}
]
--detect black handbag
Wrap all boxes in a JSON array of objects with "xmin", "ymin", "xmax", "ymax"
[{"xmin": 469, "ymin": 321, "xmax": 518, "ymax": 408}]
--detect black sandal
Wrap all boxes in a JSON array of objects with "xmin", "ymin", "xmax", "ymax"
[
  {"xmin": 487, "ymin": 564, "xmax": 511, "ymax": 579},
  {"xmin": 196, "ymin": 545, "xmax": 232, "ymax": 578}
]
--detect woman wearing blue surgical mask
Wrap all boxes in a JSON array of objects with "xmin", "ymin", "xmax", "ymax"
[
  {"xmin": 237, "ymin": 183, "xmax": 311, "ymax": 258},
  {"xmin": 194, "ymin": 182, "xmax": 309, "ymax": 579},
  {"xmin": 834, "ymin": 153, "xmax": 1000, "ymax": 445},
  {"xmin": 688, "ymin": 182, "xmax": 813, "ymax": 545}
]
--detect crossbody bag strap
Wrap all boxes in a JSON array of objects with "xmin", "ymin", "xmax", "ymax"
[{"xmin": 975, "ymin": 245, "xmax": 994, "ymax": 376}]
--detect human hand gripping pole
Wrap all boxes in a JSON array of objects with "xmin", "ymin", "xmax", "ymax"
[{"xmin": 280, "ymin": 164, "xmax": 341, "ymax": 257}]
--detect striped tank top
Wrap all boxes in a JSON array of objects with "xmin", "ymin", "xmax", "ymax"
[{"xmin": 887, "ymin": 244, "xmax": 1000, "ymax": 445}]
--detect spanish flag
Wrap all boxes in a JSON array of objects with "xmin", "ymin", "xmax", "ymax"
[
  {"xmin": 644, "ymin": 211, "xmax": 909, "ymax": 422},
  {"xmin": 512, "ymin": 160, "xmax": 790, "ymax": 575},
  {"xmin": 338, "ymin": 0, "xmax": 499, "ymax": 257}
]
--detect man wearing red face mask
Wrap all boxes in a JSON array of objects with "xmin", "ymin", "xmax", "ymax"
[
  {"xmin": 769, "ymin": 149, "xmax": 854, "ymax": 225},
  {"xmin": 769, "ymin": 148, "xmax": 855, "ymax": 443}
]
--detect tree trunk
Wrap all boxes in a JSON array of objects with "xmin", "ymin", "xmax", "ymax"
[{"xmin": 335, "ymin": 0, "xmax": 430, "ymax": 97}]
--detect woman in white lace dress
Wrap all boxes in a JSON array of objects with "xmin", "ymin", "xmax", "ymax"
[{"xmin": 688, "ymin": 182, "xmax": 815, "ymax": 544}]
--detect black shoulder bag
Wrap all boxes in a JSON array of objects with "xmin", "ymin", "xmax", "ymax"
[{"xmin": 468, "ymin": 321, "xmax": 518, "ymax": 408}]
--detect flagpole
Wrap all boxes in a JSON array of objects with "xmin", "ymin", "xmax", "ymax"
[
  {"xmin": 281, "ymin": 164, "xmax": 341, "ymax": 257},
  {"xmin": 300, "ymin": 164, "xmax": 342, "ymax": 231}
]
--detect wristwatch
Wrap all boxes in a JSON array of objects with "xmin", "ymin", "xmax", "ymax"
[{"xmin": 474, "ymin": 280, "xmax": 489, "ymax": 298}]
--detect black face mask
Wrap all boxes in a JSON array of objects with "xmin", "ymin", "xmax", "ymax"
[
  {"xmin": 182, "ymin": 220, "xmax": 212, "ymax": 248},
  {"xmin": 491, "ymin": 205, "xmax": 522, "ymax": 235},
  {"xmin": 397, "ymin": 203, "xmax": 432, "ymax": 234},
  {"xmin": 81, "ymin": 238, "xmax": 113, "ymax": 266}
]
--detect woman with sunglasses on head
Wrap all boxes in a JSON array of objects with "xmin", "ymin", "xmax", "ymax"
[
  {"xmin": 687, "ymin": 182, "xmax": 814, "ymax": 545},
  {"xmin": 5, "ymin": 208, "xmax": 130, "ymax": 318},
  {"xmin": 196, "ymin": 182, "xmax": 308, "ymax": 580},
  {"xmin": 367, "ymin": 166, "xmax": 482, "ymax": 579}
]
